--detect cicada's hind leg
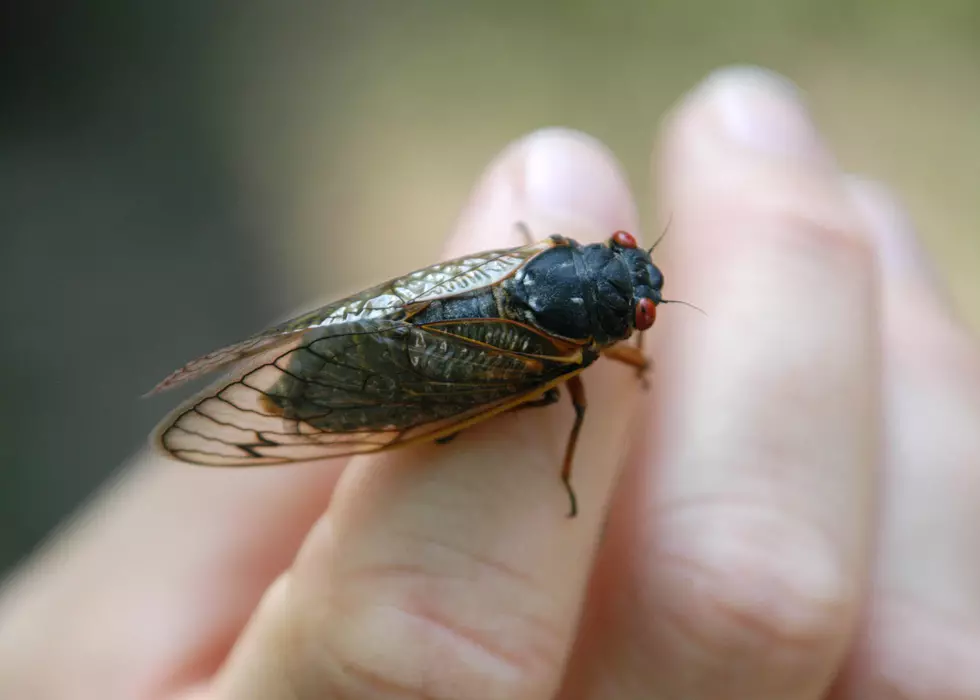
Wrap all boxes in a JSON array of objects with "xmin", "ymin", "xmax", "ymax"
[
  {"xmin": 504, "ymin": 383, "xmax": 584, "ymax": 517},
  {"xmin": 512, "ymin": 387, "xmax": 561, "ymax": 411},
  {"xmin": 561, "ymin": 376, "xmax": 587, "ymax": 518},
  {"xmin": 602, "ymin": 342, "xmax": 651, "ymax": 389},
  {"xmin": 434, "ymin": 389, "xmax": 561, "ymax": 447},
  {"xmin": 503, "ymin": 384, "xmax": 585, "ymax": 517}
]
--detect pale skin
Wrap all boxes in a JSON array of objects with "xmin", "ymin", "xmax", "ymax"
[{"xmin": 1, "ymin": 66, "xmax": 979, "ymax": 700}]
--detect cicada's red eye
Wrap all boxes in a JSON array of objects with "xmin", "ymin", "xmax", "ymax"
[
  {"xmin": 635, "ymin": 297, "xmax": 656, "ymax": 330},
  {"xmin": 612, "ymin": 230, "xmax": 637, "ymax": 249}
]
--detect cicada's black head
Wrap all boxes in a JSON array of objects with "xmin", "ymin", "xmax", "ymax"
[
  {"xmin": 507, "ymin": 230, "xmax": 664, "ymax": 347},
  {"xmin": 589, "ymin": 230, "xmax": 664, "ymax": 344}
]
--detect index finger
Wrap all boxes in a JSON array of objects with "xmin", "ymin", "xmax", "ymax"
[{"xmin": 209, "ymin": 128, "xmax": 644, "ymax": 700}]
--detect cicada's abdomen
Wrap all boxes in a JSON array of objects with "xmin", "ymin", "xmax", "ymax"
[{"xmin": 408, "ymin": 289, "xmax": 500, "ymax": 325}]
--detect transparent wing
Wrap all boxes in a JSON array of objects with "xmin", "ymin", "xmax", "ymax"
[
  {"xmin": 154, "ymin": 317, "xmax": 585, "ymax": 465},
  {"xmin": 147, "ymin": 239, "xmax": 555, "ymax": 395}
]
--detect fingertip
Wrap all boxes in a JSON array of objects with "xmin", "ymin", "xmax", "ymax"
[
  {"xmin": 656, "ymin": 66, "xmax": 843, "ymax": 235},
  {"xmin": 653, "ymin": 65, "xmax": 862, "ymax": 297},
  {"xmin": 451, "ymin": 127, "xmax": 639, "ymax": 255},
  {"xmin": 662, "ymin": 65, "xmax": 832, "ymax": 171},
  {"xmin": 522, "ymin": 128, "xmax": 639, "ymax": 239}
]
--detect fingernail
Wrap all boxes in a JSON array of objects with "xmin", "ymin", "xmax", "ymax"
[
  {"xmin": 452, "ymin": 128, "xmax": 637, "ymax": 256},
  {"xmin": 521, "ymin": 128, "xmax": 639, "ymax": 233},
  {"xmin": 845, "ymin": 176, "xmax": 940, "ymax": 285},
  {"xmin": 697, "ymin": 66, "xmax": 830, "ymax": 163}
]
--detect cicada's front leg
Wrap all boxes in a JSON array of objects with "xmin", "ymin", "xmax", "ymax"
[
  {"xmin": 602, "ymin": 342, "xmax": 651, "ymax": 388},
  {"xmin": 515, "ymin": 221, "xmax": 534, "ymax": 245}
]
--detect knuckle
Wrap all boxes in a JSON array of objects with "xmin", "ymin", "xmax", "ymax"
[
  {"xmin": 744, "ymin": 203, "xmax": 875, "ymax": 281},
  {"xmin": 730, "ymin": 154, "xmax": 870, "ymax": 238},
  {"xmin": 290, "ymin": 546, "xmax": 567, "ymax": 700},
  {"xmin": 656, "ymin": 501, "xmax": 858, "ymax": 673},
  {"xmin": 710, "ymin": 163, "xmax": 876, "ymax": 274},
  {"xmin": 776, "ymin": 208, "xmax": 874, "ymax": 271}
]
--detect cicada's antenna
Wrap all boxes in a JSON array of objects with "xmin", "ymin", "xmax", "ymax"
[
  {"xmin": 660, "ymin": 298, "xmax": 706, "ymax": 315},
  {"xmin": 648, "ymin": 212, "xmax": 673, "ymax": 254},
  {"xmin": 647, "ymin": 212, "xmax": 705, "ymax": 316}
]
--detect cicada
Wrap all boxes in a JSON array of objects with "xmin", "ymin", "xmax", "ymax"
[{"xmin": 148, "ymin": 226, "xmax": 665, "ymax": 516}]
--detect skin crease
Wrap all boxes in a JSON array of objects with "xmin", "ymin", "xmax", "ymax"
[{"xmin": 0, "ymin": 66, "xmax": 978, "ymax": 700}]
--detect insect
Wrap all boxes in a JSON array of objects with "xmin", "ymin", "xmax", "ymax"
[{"xmin": 148, "ymin": 225, "xmax": 667, "ymax": 517}]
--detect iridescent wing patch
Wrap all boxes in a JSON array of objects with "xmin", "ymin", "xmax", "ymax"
[{"xmin": 148, "ymin": 239, "xmax": 553, "ymax": 395}]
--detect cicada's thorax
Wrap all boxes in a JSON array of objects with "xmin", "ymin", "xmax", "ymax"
[
  {"xmin": 406, "ymin": 235, "xmax": 664, "ymax": 364},
  {"xmin": 498, "ymin": 237, "xmax": 661, "ymax": 350}
]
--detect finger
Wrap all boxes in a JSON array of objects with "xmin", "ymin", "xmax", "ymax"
[
  {"xmin": 0, "ymin": 453, "xmax": 346, "ymax": 697},
  {"xmin": 832, "ymin": 180, "xmax": 980, "ymax": 699},
  {"xmin": 209, "ymin": 128, "xmax": 643, "ymax": 700},
  {"xmin": 566, "ymin": 67, "xmax": 880, "ymax": 700}
]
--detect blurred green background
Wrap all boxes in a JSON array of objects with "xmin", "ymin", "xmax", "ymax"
[{"xmin": 2, "ymin": 1, "xmax": 978, "ymax": 575}]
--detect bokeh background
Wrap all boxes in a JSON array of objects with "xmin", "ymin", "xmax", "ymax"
[{"xmin": 2, "ymin": 1, "xmax": 978, "ymax": 575}]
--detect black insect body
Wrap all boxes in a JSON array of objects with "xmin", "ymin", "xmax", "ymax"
[
  {"xmin": 149, "ymin": 228, "xmax": 665, "ymax": 516},
  {"xmin": 502, "ymin": 234, "xmax": 664, "ymax": 345}
]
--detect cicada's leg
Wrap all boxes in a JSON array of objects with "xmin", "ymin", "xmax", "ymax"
[
  {"xmin": 434, "ymin": 389, "xmax": 561, "ymax": 447},
  {"xmin": 603, "ymin": 342, "xmax": 648, "ymax": 370},
  {"xmin": 561, "ymin": 375, "xmax": 587, "ymax": 518},
  {"xmin": 515, "ymin": 221, "xmax": 534, "ymax": 245},
  {"xmin": 602, "ymin": 343, "xmax": 651, "ymax": 388},
  {"xmin": 511, "ymin": 387, "xmax": 560, "ymax": 411}
]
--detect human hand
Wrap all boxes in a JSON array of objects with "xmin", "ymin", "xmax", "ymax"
[{"xmin": 1, "ymin": 66, "xmax": 978, "ymax": 700}]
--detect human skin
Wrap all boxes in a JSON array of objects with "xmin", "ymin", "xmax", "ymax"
[{"xmin": 0, "ymin": 66, "xmax": 978, "ymax": 700}]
